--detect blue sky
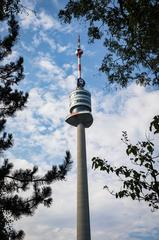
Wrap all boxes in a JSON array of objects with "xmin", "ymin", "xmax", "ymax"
[{"xmin": 2, "ymin": 0, "xmax": 159, "ymax": 239}]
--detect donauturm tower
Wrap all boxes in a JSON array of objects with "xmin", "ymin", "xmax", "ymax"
[{"xmin": 66, "ymin": 36, "xmax": 93, "ymax": 240}]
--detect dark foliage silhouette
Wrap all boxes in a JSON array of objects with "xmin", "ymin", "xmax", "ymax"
[
  {"xmin": 0, "ymin": 1, "xmax": 72, "ymax": 239},
  {"xmin": 59, "ymin": 0, "xmax": 159, "ymax": 87},
  {"xmin": 92, "ymin": 116, "xmax": 159, "ymax": 211},
  {"xmin": 59, "ymin": 0, "xmax": 159, "ymax": 210}
]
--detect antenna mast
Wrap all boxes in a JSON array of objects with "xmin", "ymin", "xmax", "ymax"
[{"xmin": 76, "ymin": 35, "xmax": 85, "ymax": 88}]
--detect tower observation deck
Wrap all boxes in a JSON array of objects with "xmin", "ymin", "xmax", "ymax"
[
  {"xmin": 66, "ymin": 36, "xmax": 93, "ymax": 128},
  {"xmin": 66, "ymin": 36, "xmax": 93, "ymax": 240}
]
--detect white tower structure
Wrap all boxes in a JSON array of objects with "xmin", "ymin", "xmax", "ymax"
[{"xmin": 66, "ymin": 36, "xmax": 93, "ymax": 240}]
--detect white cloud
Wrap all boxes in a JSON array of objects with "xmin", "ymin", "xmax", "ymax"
[
  {"xmin": 38, "ymin": 11, "xmax": 60, "ymax": 30},
  {"xmin": 35, "ymin": 55, "xmax": 64, "ymax": 75},
  {"xmin": 33, "ymin": 54, "xmax": 76, "ymax": 91},
  {"xmin": 20, "ymin": 11, "xmax": 54, "ymax": 30},
  {"xmin": 57, "ymin": 43, "xmax": 70, "ymax": 53},
  {"xmin": 20, "ymin": 10, "xmax": 36, "ymax": 29},
  {"xmin": 39, "ymin": 58, "xmax": 56, "ymax": 72},
  {"xmin": 20, "ymin": 41, "xmax": 35, "ymax": 52},
  {"xmin": 33, "ymin": 31, "xmax": 57, "ymax": 49},
  {"xmin": 2, "ymin": 50, "xmax": 19, "ymax": 64},
  {"xmin": 31, "ymin": 31, "xmax": 71, "ymax": 54},
  {"xmin": 20, "ymin": 10, "xmax": 73, "ymax": 33},
  {"xmin": 7, "ymin": 79, "xmax": 159, "ymax": 240},
  {"xmin": 6, "ymin": 10, "xmax": 159, "ymax": 237},
  {"xmin": 51, "ymin": 0, "xmax": 61, "ymax": 8}
]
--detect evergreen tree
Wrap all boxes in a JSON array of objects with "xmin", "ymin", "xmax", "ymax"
[{"xmin": 0, "ymin": 1, "xmax": 72, "ymax": 239}]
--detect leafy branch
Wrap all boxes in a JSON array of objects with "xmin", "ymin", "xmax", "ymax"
[{"xmin": 92, "ymin": 116, "xmax": 159, "ymax": 211}]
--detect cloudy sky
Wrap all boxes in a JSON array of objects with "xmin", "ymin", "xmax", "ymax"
[{"xmin": 3, "ymin": 0, "xmax": 159, "ymax": 239}]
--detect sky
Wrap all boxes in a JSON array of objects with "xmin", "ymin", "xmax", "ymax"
[{"xmin": 2, "ymin": 0, "xmax": 159, "ymax": 239}]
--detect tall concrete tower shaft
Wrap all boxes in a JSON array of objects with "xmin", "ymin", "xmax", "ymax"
[
  {"xmin": 77, "ymin": 123, "xmax": 91, "ymax": 240},
  {"xmin": 66, "ymin": 36, "xmax": 93, "ymax": 240}
]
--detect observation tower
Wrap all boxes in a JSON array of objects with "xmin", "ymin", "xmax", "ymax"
[{"xmin": 66, "ymin": 36, "xmax": 93, "ymax": 240}]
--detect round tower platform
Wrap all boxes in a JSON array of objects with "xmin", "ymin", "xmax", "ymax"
[{"xmin": 65, "ymin": 111, "xmax": 93, "ymax": 128}]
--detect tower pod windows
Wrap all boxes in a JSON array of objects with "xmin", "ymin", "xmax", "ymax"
[{"xmin": 69, "ymin": 89, "xmax": 92, "ymax": 113}]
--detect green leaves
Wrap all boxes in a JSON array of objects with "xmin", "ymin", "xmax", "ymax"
[
  {"xmin": 0, "ymin": 1, "xmax": 72, "ymax": 239},
  {"xmin": 126, "ymin": 145, "xmax": 138, "ymax": 156},
  {"xmin": 88, "ymin": 26, "xmax": 103, "ymax": 42},
  {"xmin": 92, "ymin": 117, "xmax": 159, "ymax": 211},
  {"xmin": 150, "ymin": 115, "xmax": 159, "ymax": 134},
  {"xmin": 92, "ymin": 157, "xmax": 114, "ymax": 173},
  {"xmin": 59, "ymin": 0, "xmax": 159, "ymax": 87}
]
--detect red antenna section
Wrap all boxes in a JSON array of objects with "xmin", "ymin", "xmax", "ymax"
[{"xmin": 76, "ymin": 35, "xmax": 83, "ymax": 79}]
